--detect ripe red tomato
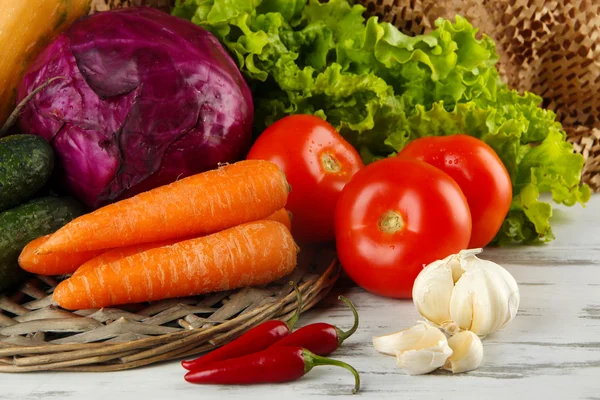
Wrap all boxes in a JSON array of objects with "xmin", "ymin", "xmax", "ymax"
[
  {"xmin": 246, "ymin": 115, "xmax": 364, "ymax": 243},
  {"xmin": 397, "ymin": 134, "xmax": 512, "ymax": 248},
  {"xmin": 334, "ymin": 158, "xmax": 472, "ymax": 298}
]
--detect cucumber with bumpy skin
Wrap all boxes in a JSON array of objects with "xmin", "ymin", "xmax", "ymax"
[
  {"xmin": 0, "ymin": 134, "xmax": 54, "ymax": 212},
  {"xmin": 0, "ymin": 196, "xmax": 85, "ymax": 292}
]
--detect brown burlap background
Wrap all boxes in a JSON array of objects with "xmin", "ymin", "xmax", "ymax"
[{"xmin": 90, "ymin": 0, "xmax": 600, "ymax": 191}]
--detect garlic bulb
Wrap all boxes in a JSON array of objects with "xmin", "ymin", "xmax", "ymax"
[
  {"xmin": 373, "ymin": 322, "xmax": 452, "ymax": 375},
  {"xmin": 443, "ymin": 331, "xmax": 483, "ymax": 373},
  {"xmin": 412, "ymin": 248, "xmax": 519, "ymax": 337}
]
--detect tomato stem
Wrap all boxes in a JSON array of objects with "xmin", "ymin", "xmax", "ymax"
[
  {"xmin": 378, "ymin": 211, "xmax": 404, "ymax": 234},
  {"xmin": 321, "ymin": 153, "xmax": 341, "ymax": 173}
]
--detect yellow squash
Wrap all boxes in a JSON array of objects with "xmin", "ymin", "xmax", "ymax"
[{"xmin": 0, "ymin": 0, "xmax": 91, "ymax": 126}]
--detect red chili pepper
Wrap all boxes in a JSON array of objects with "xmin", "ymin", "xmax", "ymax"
[
  {"xmin": 270, "ymin": 295, "xmax": 358, "ymax": 356},
  {"xmin": 184, "ymin": 345, "xmax": 360, "ymax": 394},
  {"xmin": 181, "ymin": 283, "xmax": 302, "ymax": 371}
]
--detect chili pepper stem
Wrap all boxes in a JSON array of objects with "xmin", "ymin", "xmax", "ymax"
[
  {"xmin": 302, "ymin": 349, "xmax": 360, "ymax": 394},
  {"xmin": 286, "ymin": 281, "xmax": 303, "ymax": 330},
  {"xmin": 335, "ymin": 295, "xmax": 359, "ymax": 344}
]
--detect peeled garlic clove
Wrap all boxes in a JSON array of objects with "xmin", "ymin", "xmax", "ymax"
[
  {"xmin": 373, "ymin": 322, "xmax": 452, "ymax": 375},
  {"xmin": 396, "ymin": 345, "xmax": 453, "ymax": 376},
  {"xmin": 443, "ymin": 331, "xmax": 483, "ymax": 373},
  {"xmin": 373, "ymin": 322, "xmax": 430, "ymax": 356}
]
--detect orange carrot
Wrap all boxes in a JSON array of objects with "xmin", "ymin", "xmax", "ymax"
[
  {"xmin": 72, "ymin": 208, "xmax": 292, "ymax": 278},
  {"xmin": 266, "ymin": 208, "xmax": 292, "ymax": 232},
  {"xmin": 53, "ymin": 220, "xmax": 298, "ymax": 310},
  {"xmin": 72, "ymin": 239, "xmax": 180, "ymax": 277},
  {"xmin": 38, "ymin": 160, "xmax": 289, "ymax": 255},
  {"xmin": 18, "ymin": 235, "xmax": 105, "ymax": 276}
]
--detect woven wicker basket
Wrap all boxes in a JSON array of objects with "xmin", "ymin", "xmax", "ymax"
[{"xmin": 0, "ymin": 247, "xmax": 340, "ymax": 372}]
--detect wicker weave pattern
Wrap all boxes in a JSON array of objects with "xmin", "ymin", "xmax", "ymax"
[{"xmin": 0, "ymin": 249, "xmax": 339, "ymax": 372}]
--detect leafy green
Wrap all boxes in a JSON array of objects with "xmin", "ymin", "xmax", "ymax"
[{"xmin": 173, "ymin": 0, "xmax": 590, "ymax": 244}]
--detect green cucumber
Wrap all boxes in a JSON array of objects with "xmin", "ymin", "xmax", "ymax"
[
  {"xmin": 0, "ymin": 134, "xmax": 54, "ymax": 212},
  {"xmin": 0, "ymin": 196, "xmax": 86, "ymax": 292}
]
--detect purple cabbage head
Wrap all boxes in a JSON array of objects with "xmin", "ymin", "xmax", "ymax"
[{"xmin": 18, "ymin": 7, "xmax": 253, "ymax": 209}]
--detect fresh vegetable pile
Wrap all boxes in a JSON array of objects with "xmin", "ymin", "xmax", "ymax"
[
  {"xmin": 173, "ymin": 0, "xmax": 590, "ymax": 245},
  {"xmin": 0, "ymin": 0, "xmax": 593, "ymax": 386}
]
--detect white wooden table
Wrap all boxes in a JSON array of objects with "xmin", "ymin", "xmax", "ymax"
[{"xmin": 3, "ymin": 195, "xmax": 599, "ymax": 400}]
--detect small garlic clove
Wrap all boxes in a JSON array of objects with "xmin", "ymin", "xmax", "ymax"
[
  {"xmin": 450, "ymin": 256, "xmax": 520, "ymax": 336},
  {"xmin": 451, "ymin": 249, "xmax": 483, "ymax": 281},
  {"xmin": 373, "ymin": 322, "xmax": 453, "ymax": 375},
  {"xmin": 448, "ymin": 268, "xmax": 479, "ymax": 331},
  {"xmin": 373, "ymin": 322, "xmax": 434, "ymax": 356},
  {"xmin": 412, "ymin": 255, "xmax": 455, "ymax": 326},
  {"xmin": 480, "ymin": 259, "xmax": 520, "ymax": 330},
  {"xmin": 443, "ymin": 331, "xmax": 483, "ymax": 373},
  {"xmin": 396, "ymin": 345, "xmax": 453, "ymax": 376}
]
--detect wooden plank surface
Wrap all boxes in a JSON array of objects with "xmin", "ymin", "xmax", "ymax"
[{"xmin": 2, "ymin": 195, "xmax": 599, "ymax": 400}]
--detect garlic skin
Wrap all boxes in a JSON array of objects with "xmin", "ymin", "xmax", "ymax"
[
  {"xmin": 412, "ymin": 248, "xmax": 520, "ymax": 337},
  {"xmin": 443, "ymin": 331, "xmax": 483, "ymax": 373},
  {"xmin": 373, "ymin": 322, "xmax": 453, "ymax": 375}
]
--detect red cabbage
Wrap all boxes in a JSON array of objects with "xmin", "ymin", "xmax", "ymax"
[{"xmin": 17, "ymin": 7, "xmax": 253, "ymax": 209}]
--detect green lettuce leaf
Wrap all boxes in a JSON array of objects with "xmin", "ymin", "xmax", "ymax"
[{"xmin": 173, "ymin": 0, "xmax": 589, "ymax": 244}]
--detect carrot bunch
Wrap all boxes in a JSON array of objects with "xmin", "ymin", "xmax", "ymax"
[{"xmin": 18, "ymin": 160, "xmax": 297, "ymax": 310}]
